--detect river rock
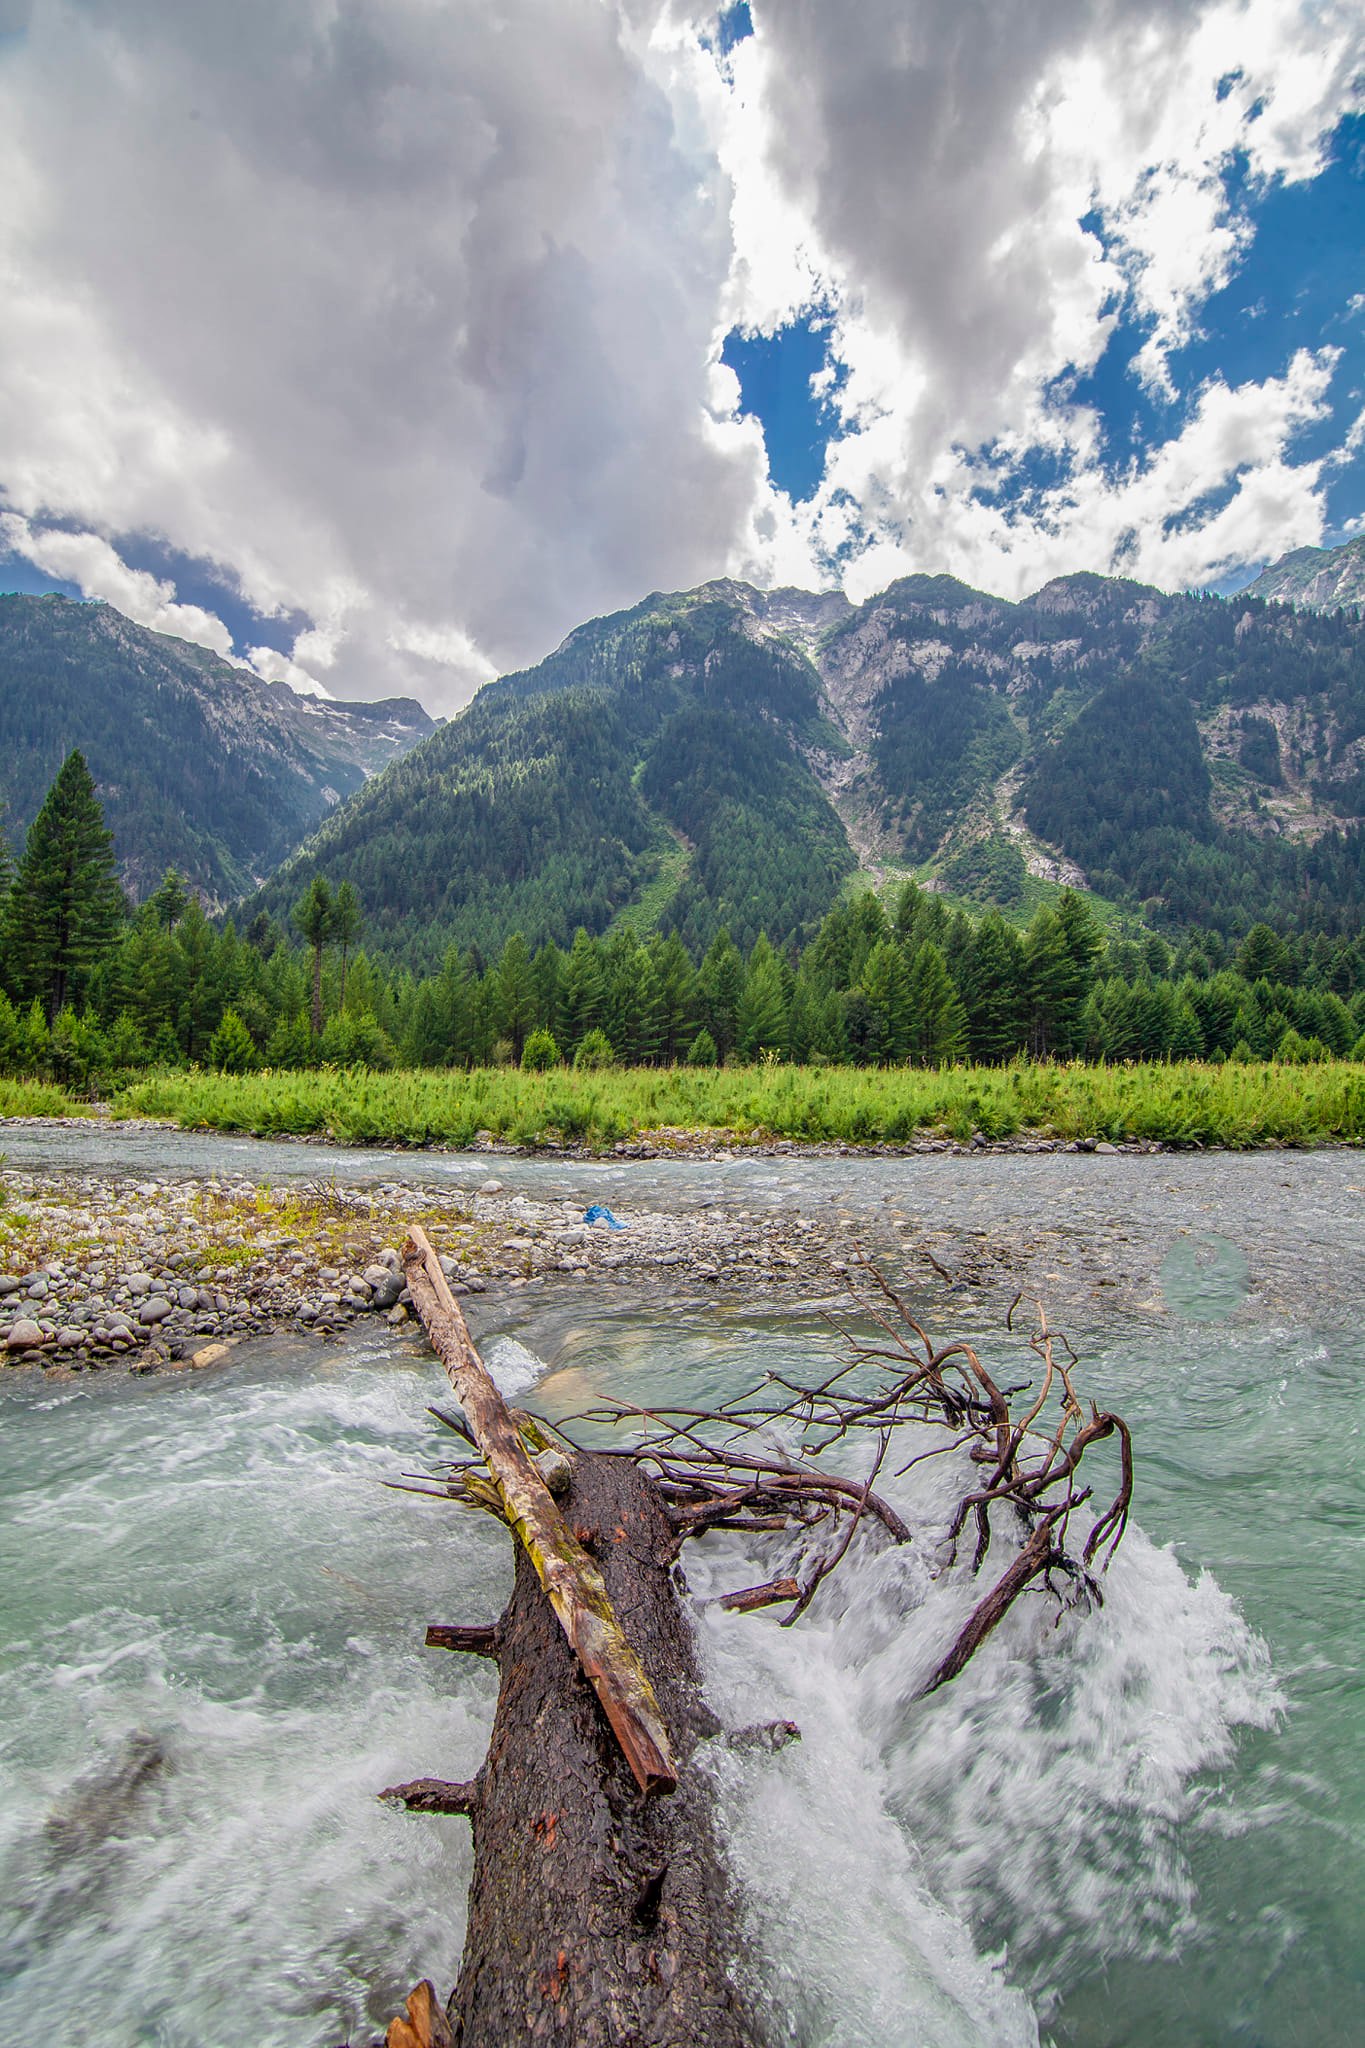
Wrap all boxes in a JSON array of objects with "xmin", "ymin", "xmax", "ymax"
[
  {"xmin": 365, "ymin": 1266, "xmax": 404, "ymax": 1309},
  {"xmin": 0, "ymin": 1275, "xmax": 20, "ymax": 1296},
  {"xmin": 138, "ymin": 1297, "xmax": 173, "ymax": 1325},
  {"xmin": 6, "ymin": 1319, "xmax": 46, "ymax": 1350}
]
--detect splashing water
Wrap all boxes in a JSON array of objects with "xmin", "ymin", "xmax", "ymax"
[{"xmin": 1, "ymin": 1154, "xmax": 1360, "ymax": 2046}]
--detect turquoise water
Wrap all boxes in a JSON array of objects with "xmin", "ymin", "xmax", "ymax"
[{"xmin": 0, "ymin": 1140, "xmax": 1361, "ymax": 2045}]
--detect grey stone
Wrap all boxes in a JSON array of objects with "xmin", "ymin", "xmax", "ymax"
[
  {"xmin": 6, "ymin": 1319, "xmax": 46, "ymax": 1350},
  {"xmin": 57, "ymin": 1327, "xmax": 86, "ymax": 1348},
  {"xmin": 138, "ymin": 1297, "xmax": 174, "ymax": 1325},
  {"xmin": 178, "ymin": 1286, "xmax": 200, "ymax": 1309},
  {"xmin": 26, "ymin": 1277, "xmax": 49, "ymax": 1299},
  {"xmin": 125, "ymin": 1272, "xmax": 154, "ymax": 1294},
  {"xmin": 366, "ymin": 1268, "xmax": 404, "ymax": 1309},
  {"xmin": 0, "ymin": 1276, "xmax": 20, "ymax": 1296}
]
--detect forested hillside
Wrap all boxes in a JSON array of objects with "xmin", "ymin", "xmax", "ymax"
[
  {"xmin": 248, "ymin": 585, "xmax": 855, "ymax": 968},
  {"xmin": 251, "ymin": 570, "xmax": 1365, "ymax": 959},
  {"xmin": 0, "ymin": 595, "xmax": 432, "ymax": 903}
]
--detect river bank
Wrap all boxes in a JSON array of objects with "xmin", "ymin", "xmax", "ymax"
[
  {"xmin": 5, "ymin": 1111, "xmax": 1362, "ymax": 1370},
  {"xmin": 0, "ymin": 1158, "xmax": 880, "ymax": 1372}
]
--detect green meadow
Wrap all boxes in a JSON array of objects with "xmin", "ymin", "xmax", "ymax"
[{"xmin": 74, "ymin": 1058, "xmax": 1365, "ymax": 1152}]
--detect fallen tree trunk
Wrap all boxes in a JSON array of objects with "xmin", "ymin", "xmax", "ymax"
[
  {"xmin": 403, "ymin": 1225, "xmax": 678, "ymax": 1796},
  {"xmin": 377, "ymin": 1245, "xmax": 1134, "ymax": 2046},
  {"xmin": 430, "ymin": 1443, "xmax": 764, "ymax": 2046},
  {"xmin": 381, "ymin": 1230, "xmax": 766, "ymax": 2047}
]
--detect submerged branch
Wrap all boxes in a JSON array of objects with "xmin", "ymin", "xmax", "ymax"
[{"xmin": 562, "ymin": 1260, "xmax": 1134, "ymax": 1692}]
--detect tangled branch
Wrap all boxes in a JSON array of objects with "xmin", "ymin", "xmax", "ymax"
[
  {"xmin": 555, "ymin": 1262, "xmax": 1134, "ymax": 1691},
  {"xmin": 407, "ymin": 1259, "xmax": 1134, "ymax": 1694}
]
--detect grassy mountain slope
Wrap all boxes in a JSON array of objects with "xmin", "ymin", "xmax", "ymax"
[
  {"xmin": 249, "ymin": 584, "xmax": 856, "ymax": 967},
  {"xmin": 0, "ymin": 595, "xmax": 432, "ymax": 904},
  {"xmin": 248, "ymin": 571, "xmax": 1365, "ymax": 956}
]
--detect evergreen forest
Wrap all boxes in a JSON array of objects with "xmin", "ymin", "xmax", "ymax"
[{"xmin": 2, "ymin": 751, "xmax": 1362, "ymax": 1100}]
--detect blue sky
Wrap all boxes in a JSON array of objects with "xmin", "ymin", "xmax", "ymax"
[{"xmin": 0, "ymin": 0, "xmax": 1361, "ymax": 707}]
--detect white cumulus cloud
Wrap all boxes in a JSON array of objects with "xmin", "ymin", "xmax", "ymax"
[{"xmin": 0, "ymin": 0, "xmax": 1361, "ymax": 711}]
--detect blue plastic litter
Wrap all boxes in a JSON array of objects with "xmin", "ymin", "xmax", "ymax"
[{"xmin": 584, "ymin": 1204, "xmax": 626, "ymax": 1230}]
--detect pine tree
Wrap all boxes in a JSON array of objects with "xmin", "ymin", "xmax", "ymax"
[
  {"xmin": 858, "ymin": 939, "xmax": 910, "ymax": 1064},
  {"xmin": 4, "ymin": 750, "xmax": 124, "ymax": 1021},
  {"xmin": 331, "ymin": 880, "xmax": 363, "ymax": 1010},
  {"xmin": 1022, "ymin": 907, "xmax": 1072, "ymax": 1058},
  {"xmin": 209, "ymin": 1006, "xmax": 258, "ymax": 1073},
  {"xmin": 1237, "ymin": 922, "xmax": 1289, "ymax": 984},
  {"xmin": 1054, "ymin": 889, "xmax": 1105, "ymax": 1053},
  {"xmin": 906, "ymin": 941, "xmax": 967, "ymax": 1065},
  {"xmin": 147, "ymin": 868, "xmax": 190, "ymax": 930},
  {"xmin": 560, "ymin": 928, "xmax": 606, "ymax": 1053},
  {"xmin": 292, "ymin": 876, "xmax": 334, "ymax": 1036},
  {"xmin": 736, "ymin": 935, "xmax": 789, "ymax": 1060},
  {"xmin": 652, "ymin": 932, "xmax": 695, "ymax": 1064},
  {"xmin": 962, "ymin": 913, "xmax": 1024, "ymax": 1064},
  {"xmin": 496, "ymin": 931, "xmax": 537, "ymax": 1060},
  {"xmin": 697, "ymin": 929, "xmax": 743, "ymax": 1061}
]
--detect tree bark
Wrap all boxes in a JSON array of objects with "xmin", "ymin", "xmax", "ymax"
[
  {"xmin": 384, "ymin": 1228, "xmax": 768, "ymax": 2046},
  {"xmin": 440, "ymin": 1446, "xmax": 766, "ymax": 2047},
  {"xmin": 403, "ymin": 1227, "xmax": 678, "ymax": 1796}
]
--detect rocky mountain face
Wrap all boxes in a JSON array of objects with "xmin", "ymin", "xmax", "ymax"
[
  {"xmin": 1242, "ymin": 534, "xmax": 1365, "ymax": 612},
  {"xmin": 254, "ymin": 567, "xmax": 1365, "ymax": 956},
  {"xmin": 0, "ymin": 595, "xmax": 433, "ymax": 904}
]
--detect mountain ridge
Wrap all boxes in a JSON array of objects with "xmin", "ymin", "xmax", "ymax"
[
  {"xmin": 0, "ymin": 594, "xmax": 434, "ymax": 904},
  {"xmin": 1241, "ymin": 534, "xmax": 1365, "ymax": 612},
  {"xmin": 248, "ymin": 568, "xmax": 1365, "ymax": 958}
]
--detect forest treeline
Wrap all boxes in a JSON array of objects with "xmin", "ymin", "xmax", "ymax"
[{"xmin": 2, "ymin": 753, "xmax": 1363, "ymax": 1090}]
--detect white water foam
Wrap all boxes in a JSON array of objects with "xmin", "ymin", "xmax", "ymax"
[
  {"xmin": 0, "ymin": 1343, "xmax": 1287, "ymax": 2048},
  {"xmin": 479, "ymin": 1334, "xmax": 549, "ymax": 1400},
  {"xmin": 0, "ymin": 1352, "xmax": 503, "ymax": 2048},
  {"xmin": 687, "ymin": 1444, "xmax": 1282, "ymax": 2045}
]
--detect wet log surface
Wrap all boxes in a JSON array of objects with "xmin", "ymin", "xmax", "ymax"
[{"xmin": 443, "ymin": 1445, "xmax": 765, "ymax": 2047}]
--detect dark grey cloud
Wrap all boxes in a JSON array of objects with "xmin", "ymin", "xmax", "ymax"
[
  {"xmin": 0, "ymin": 0, "xmax": 762, "ymax": 704},
  {"xmin": 1, "ymin": 0, "xmax": 1360, "ymax": 702}
]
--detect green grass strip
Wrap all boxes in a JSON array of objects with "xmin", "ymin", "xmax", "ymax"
[{"xmin": 109, "ymin": 1060, "xmax": 1365, "ymax": 1151}]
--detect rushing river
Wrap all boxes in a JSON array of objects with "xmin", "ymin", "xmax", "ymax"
[{"xmin": 1, "ymin": 1130, "xmax": 1361, "ymax": 2046}]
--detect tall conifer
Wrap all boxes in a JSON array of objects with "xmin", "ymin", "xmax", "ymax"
[
  {"xmin": 5, "ymin": 750, "xmax": 124, "ymax": 1020},
  {"xmin": 292, "ymin": 875, "xmax": 334, "ymax": 1037}
]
